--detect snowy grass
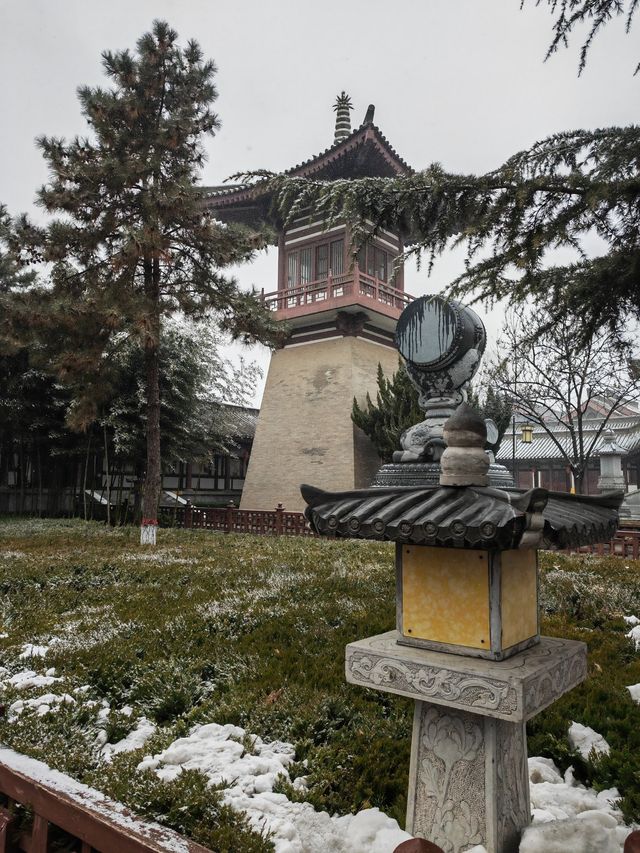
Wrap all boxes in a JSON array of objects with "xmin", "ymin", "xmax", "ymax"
[{"xmin": 1, "ymin": 520, "xmax": 640, "ymax": 850}]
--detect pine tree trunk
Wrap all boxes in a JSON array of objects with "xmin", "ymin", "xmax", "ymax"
[
  {"xmin": 103, "ymin": 424, "xmax": 111, "ymax": 527},
  {"xmin": 140, "ymin": 282, "xmax": 161, "ymax": 545}
]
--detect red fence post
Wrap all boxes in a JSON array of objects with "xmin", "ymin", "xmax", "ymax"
[
  {"xmin": 625, "ymin": 829, "xmax": 640, "ymax": 852},
  {"xmin": 184, "ymin": 501, "xmax": 193, "ymax": 530},
  {"xmin": 225, "ymin": 500, "xmax": 235, "ymax": 534},
  {"xmin": 275, "ymin": 503, "xmax": 284, "ymax": 536},
  {"xmin": 0, "ymin": 806, "xmax": 17, "ymax": 853}
]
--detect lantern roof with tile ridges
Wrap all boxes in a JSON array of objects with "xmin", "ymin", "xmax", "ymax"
[{"xmin": 300, "ymin": 483, "xmax": 623, "ymax": 551}]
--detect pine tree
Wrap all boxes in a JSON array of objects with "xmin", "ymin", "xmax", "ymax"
[
  {"xmin": 352, "ymin": 361, "xmax": 423, "ymax": 462},
  {"xmin": 4, "ymin": 22, "xmax": 283, "ymax": 543},
  {"xmin": 353, "ymin": 361, "xmax": 514, "ymax": 462}
]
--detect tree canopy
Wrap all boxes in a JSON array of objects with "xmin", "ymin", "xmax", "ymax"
[
  {"xmin": 532, "ymin": 0, "xmax": 640, "ymax": 74},
  {"xmin": 485, "ymin": 304, "xmax": 640, "ymax": 491},
  {"xmin": 2, "ymin": 21, "xmax": 283, "ymax": 540}
]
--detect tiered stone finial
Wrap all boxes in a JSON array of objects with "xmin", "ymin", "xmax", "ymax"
[
  {"xmin": 333, "ymin": 91, "xmax": 353, "ymax": 143},
  {"xmin": 440, "ymin": 403, "xmax": 490, "ymax": 486}
]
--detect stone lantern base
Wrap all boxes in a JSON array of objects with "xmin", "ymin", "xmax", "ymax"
[{"xmin": 346, "ymin": 632, "xmax": 587, "ymax": 853}]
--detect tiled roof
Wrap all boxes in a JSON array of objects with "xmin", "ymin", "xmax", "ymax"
[
  {"xmin": 277, "ymin": 121, "xmax": 412, "ymax": 178},
  {"xmin": 497, "ymin": 415, "xmax": 640, "ymax": 462},
  {"xmin": 301, "ymin": 483, "xmax": 622, "ymax": 550},
  {"xmin": 216, "ymin": 404, "xmax": 259, "ymax": 439},
  {"xmin": 201, "ymin": 121, "xmax": 413, "ymax": 208}
]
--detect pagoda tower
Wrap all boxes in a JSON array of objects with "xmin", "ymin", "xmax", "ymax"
[{"xmin": 205, "ymin": 96, "xmax": 413, "ymax": 511}]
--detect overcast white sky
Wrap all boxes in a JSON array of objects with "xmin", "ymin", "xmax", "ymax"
[{"xmin": 1, "ymin": 1, "xmax": 638, "ymax": 404}]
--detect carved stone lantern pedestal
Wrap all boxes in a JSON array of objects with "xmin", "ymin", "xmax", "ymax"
[
  {"xmin": 301, "ymin": 297, "xmax": 623, "ymax": 853},
  {"xmin": 302, "ymin": 401, "xmax": 621, "ymax": 852},
  {"xmin": 346, "ymin": 632, "xmax": 587, "ymax": 853}
]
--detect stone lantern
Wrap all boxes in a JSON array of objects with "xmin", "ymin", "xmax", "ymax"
[
  {"xmin": 597, "ymin": 428, "xmax": 626, "ymax": 493},
  {"xmin": 301, "ymin": 295, "xmax": 623, "ymax": 853}
]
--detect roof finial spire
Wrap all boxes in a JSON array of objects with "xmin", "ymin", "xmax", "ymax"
[{"xmin": 333, "ymin": 91, "xmax": 353, "ymax": 144}]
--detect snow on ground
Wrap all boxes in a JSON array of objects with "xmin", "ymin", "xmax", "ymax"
[
  {"xmin": 626, "ymin": 614, "xmax": 640, "ymax": 650},
  {"xmin": 19, "ymin": 642, "xmax": 50, "ymax": 659},
  {"xmin": 522, "ymin": 758, "xmax": 632, "ymax": 852},
  {"xmin": 5, "ymin": 668, "xmax": 61, "ymax": 689},
  {"xmin": 627, "ymin": 683, "xmax": 640, "ymax": 703},
  {"xmin": 627, "ymin": 625, "xmax": 640, "ymax": 650},
  {"xmin": 2, "ymin": 655, "xmax": 638, "ymax": 852},
  {"xmin": 100, "ymin": 716, "xmax": 156, "ymax": 761},
  {"xmin": 568, "ymin": 722, "xmax": 611, "ymax": 758},
  {"xmin": 138, "ymin": 721, "xmax": 412, "ymax": 853}
]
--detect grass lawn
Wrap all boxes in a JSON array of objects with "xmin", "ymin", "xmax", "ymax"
[{"xmin": 1, "ymin": 518, "xmax": 640, "ymax": 850}]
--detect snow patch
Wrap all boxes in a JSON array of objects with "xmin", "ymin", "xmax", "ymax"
[
  {"xmin": 627, "ymin": 624, "xmax": 640, "ymax": 650},
  {"xmin": 138, "ymin": 721, "xmax": 411, "ymax": 853},
  {"xmin": 3, "ymin": 669, "xmax": 62, "ymax": 690},
  {"xmin": 19, "ymin": 643, "xmax": 50, "ymax": 659},
  {"xmin": 626, "ymin": 683, "xmax": 640, "ymax": 704},
  {"xmin": 568, "ymin": 722, "xmax": 611, "ymax": 759},
  {"xmin": 623, "ymin": 615, "xmax": 639, "ymax": 626},
  {"xmin": 102, "ymin": 717, "xmax": 156, "ymax": 762},
  {"xmin": 527, "ymin": 757, "xmax": 634, "ymax": 853},
  {"xmin": 9, "ymin": 692, "xmax": 75, "ymax": 719}
]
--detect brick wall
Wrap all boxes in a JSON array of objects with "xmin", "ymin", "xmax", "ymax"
[{"xmin": 240, "ymin": 336, "xmax": 399, "ymax": 512}]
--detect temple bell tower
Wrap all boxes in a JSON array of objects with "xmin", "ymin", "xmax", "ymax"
[{"xmin": 205, "ymin": 95, "xmax": 413, "ymax": 511}]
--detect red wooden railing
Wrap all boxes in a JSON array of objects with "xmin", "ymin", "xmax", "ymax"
[
  {"xmin": 566, "ymin": 528, "xmax": 640, "ymax": 559},
  {"xmin": 171, "ymin": 502, "xmax": 316, "ymax": 537},
  {"xmin": 0, "ymin": 748, "xmax": 212, "ymax": 853},
  {"xmin": 261, "ymin": 269, "xmax": 412, "ymax": 315}
]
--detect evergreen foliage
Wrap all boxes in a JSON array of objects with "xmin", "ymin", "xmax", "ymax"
[
  {"xmin": 102, "ymin": 318, "xmax": 259, "ymax": 467},
  {"xmin": 351, "ymin": 361, "xmax": 422, "ymax": 462},
  {"xmin": 529, "ymin": 0, "xmax": 640, "ymax": 74},
  {"xmin": 352, "ymin": 361, "xmax": 512, "ymax": 461},
  {"xmin": 2, "ymin": 21, "xmax": 283, "ymax": 530}
]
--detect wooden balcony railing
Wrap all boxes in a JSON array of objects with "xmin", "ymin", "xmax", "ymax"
[{"xmin": 261, "ymin": 269, "xmax": 413, "ymax": 315}]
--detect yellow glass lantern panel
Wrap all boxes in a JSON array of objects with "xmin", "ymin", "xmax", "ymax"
[
  {"xmin": 500, "ymin": 549, "xmax": 538, "ymax": 649},
  {"xmin": 401, "ymin": 546, "xmax": 490, "ymax": 650}
]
